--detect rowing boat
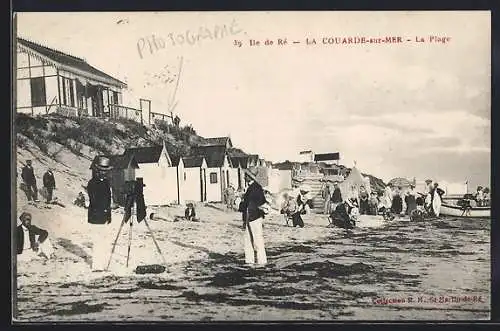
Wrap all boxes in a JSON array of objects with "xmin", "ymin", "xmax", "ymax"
[{"xmin": 440, "ymin": 203, "xmax": 490, "ymax": 218}]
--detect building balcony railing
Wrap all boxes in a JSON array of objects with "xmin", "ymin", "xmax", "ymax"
[{"xmin": 109, "ymin": 104, "xmax": 143, "ymax": 123}]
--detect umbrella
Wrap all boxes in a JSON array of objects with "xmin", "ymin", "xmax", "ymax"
[
  {"xmin": 320, "ymin": 175, "xmax": 344, "ymax": 183},
  {"xmin": 387, "ymin": 177, "xmax": 412, "ymax": 187}
]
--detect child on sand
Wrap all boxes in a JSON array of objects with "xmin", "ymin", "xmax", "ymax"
[{"xmin": 184, "ymin": 203, "xmax": 199, "ymax": 222}]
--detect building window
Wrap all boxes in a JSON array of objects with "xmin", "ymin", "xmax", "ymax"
[
  {"xmin": 60, "ymin": 77, "xmax": 75, "ymax": 107},
  {"xmin": 210, "ymin": 172, "xmax": 218, "ymax": 184},
  {"xmin": 30, "ymin": 77, "xmax": 46, "ymax": 107}
]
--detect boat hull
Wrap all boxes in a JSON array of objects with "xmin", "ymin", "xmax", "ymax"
[{"xmin": 440, "ymin": 203, "xmax": 490, "ymax": 218}]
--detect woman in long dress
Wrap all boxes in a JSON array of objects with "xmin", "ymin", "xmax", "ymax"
[
  {"xmin": 391, "ymin": 187, "xmax": 403, "ymax": 215},
  {"xmin": 381, "ymin": 184, "xmax": 393, "ymax": 212},
  {"xmin": 405, "ymin": 184, "xmax": 417, "ymax": 216},
  {"xmin": 358, "ymin": 185, "xmax": 369, "ymax": 215}
]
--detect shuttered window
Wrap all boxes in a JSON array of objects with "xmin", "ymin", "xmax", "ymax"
[
  {"xmin": 210, "ymin": 172, "xmax": 218, "ymax": 184},
  {"xmin": 30, "ymin": 77, "xmax": 46, "ymax": 107}
]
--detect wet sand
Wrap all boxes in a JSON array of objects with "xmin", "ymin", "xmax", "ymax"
[{"xmin": 15, "ymin": 203, "xmax": 490, "ymax": 321}]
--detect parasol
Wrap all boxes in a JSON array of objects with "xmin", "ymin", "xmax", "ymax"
[{"xmin": 387, "ymin": 177, "xmax": 412, "ymax": 188}]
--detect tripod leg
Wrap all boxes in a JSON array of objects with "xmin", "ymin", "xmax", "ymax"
[
  {"xmin": 126, "ymin": 221, "xmax": 133, "ymax": 268},
  {"xmin": 105, "ymin": 220, "xmax": 126, "ymax": 271},
  {"xmin": 143, "ymin": 218, "xmax": 167, "ymax": 266}
]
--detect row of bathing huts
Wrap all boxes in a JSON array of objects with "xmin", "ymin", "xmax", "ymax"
[{"xmin": 90, "ymin": 137, "xmax": 294, "ymax": 207}]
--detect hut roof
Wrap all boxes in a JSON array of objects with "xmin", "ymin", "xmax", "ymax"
[
  {"xmin": 314, "ymin": 152, "xmax": 340, "ymax": 162},
  {"xmin": 192, "ymin": 145, "xmax": 228, "ymax": 168},
  {"xmin": 17, "ymin": 37, "xmax": 126, "ymax": 88},
  {"xmin": 123, "ymin": 146, "xmax": 163, "ymax": 164},
  {"xmin": 183, "ymin": 156, "xmax": 205, "ymax": 168},
  {"xmin": 201, "ymin": 137, "xmax": 232, "ymax": 148},
  {"xmin": 90, "ymin": 154, "xmax": 139, "ymax": 170}
]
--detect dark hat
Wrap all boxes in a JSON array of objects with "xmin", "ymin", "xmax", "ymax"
[
  {"xmin": 186, "ymin": 202, "xmax": 194, "ymax": 208},
  {"xmin": 19, "ymin": 212, "xmax": 32, "ymax": 222},
  {"xmin": 425, "ymin": 179, "xmax": 433, "ymax": 184},
  {"xmin": 93, "ymin": 155, "xmax": 113, "ymax": 171}
]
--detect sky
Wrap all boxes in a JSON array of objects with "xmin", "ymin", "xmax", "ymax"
[{"xmin": 15, "ymin": 11, "xmax": 491, "ymax": 188}]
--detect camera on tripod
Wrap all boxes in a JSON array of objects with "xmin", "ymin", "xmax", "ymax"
[{"xmin": 123, "ymin": 178, "xmax": 146, "ymax": 224}]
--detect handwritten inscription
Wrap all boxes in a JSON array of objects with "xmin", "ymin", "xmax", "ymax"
[
  {"xmin": 137, "ymin": 19, "xmax": 243, "ymax": 59},
  {"xmin": 233, "ymin": 35, "xmax": 451, "ymax": 47}
]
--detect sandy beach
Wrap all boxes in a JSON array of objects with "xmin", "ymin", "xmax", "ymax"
[{"xmin": 14, "ymin": 200, "xmax": 490, "ymax": 321}]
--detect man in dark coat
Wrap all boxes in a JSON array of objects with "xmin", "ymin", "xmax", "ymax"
[
  {"xmin": 21, "ymin": 160, "xmax": 39, "ymax": 202},
  {"xmin": 240, "ymin": 167, "xmax": 268, "ymax": 266},
  {"xmin": 16, "ymin": 212, "xmax": 53, "ymax": 260},
  {"xmin": 330, "ymin": 182, "xmax": 343, "ymax": 212},
  {"xmin": 43, "ymin": 169, "xmax": 56, "ymax": 203},
  {"xmin": 87, "ymin": 156, "xmax": 113, "ymax": 272}
]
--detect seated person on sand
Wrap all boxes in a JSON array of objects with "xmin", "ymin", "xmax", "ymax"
[
  {"xmin": 328, "ymin": 198, "xmax": 358, "ymax": 229},
  {"xmin": 410, "ymin": 196, "xmax": 426, "ymax": 221},
  {"xmin": 184, "ymin": 203, "xmax": 199, "ymax": 222},
  {"xmin": 16, "ymin": 212, "xmax": 54, "ymax": 260}
]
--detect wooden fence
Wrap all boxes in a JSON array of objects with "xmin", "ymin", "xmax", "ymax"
[{"xmin": 109, "ymin": 104, "xmax": 143, "ymax": 123}]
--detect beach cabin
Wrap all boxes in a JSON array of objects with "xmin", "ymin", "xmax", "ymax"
[
  {"xmin": 15, "ymin": 38, "xmax": 129, "ymax": 118},
  {"xmin": 247, "ymin": 155, "xmax": 260, "ymax": 168},
  {"xmin": 229, "ymin": 155, "xmax": 249, "ymax": 190},
  {"xmin": 182, "ymin": 156, "xmax": 208, "ymax": 202},
  {"xmin": 122, "ymin": 142, "xmax": 183, "ymax": 206},
  {"xmin": 89, "ymin": 154, "xmax": 139, "ymax": 206},
  {"xmin": 192, "ymin": 145, "xmax": 232, "ymax": 202},
  {"xmin": 202, "ymin": 136, "xmax": 233, "ymax": 149}
]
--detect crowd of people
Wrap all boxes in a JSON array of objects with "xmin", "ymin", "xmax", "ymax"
[{"xmin": 16, "ymin": 156, "xmax": 491, "ymax": 270}]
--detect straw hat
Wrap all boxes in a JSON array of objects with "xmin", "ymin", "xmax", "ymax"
[{"xmin": 93, "ymin": 156, "xmax": 113, "ymax": 171}]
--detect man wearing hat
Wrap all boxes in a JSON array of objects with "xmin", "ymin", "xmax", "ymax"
[
  {"xmin": 43, "ymin": 168, "xmax": 56, "ymax": 203},
  {"xmin": 87, "ymin": 156, "xmax": 114, "ymax": 272},
  {"xmin": 16, "ymin": 212, "xmax": 53, "ymax": 260},
  {"xmin": 330, "ymin": 181, "xmax": 343, "ymax": 213},
  {"xmin": 21, "ymin": 160, "xmax": 39, "ymax": 203},
  {"xmin": 240, "ymin": 167, "xmax": 268, "ymax": 266}
]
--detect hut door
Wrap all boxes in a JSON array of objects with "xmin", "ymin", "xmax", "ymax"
[
  {"xmin": 200, "ymin": 169, "xmax": 207, "ymax": 202},
  {"xmin": 237, "ymin": 168, "xmax": 242, "ymax": 190}
]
